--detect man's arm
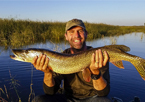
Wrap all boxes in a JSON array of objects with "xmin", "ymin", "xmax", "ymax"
[
  {"xmin": 32, "ymin": 54, "xmax": 61, "ymax": 95},
  {"xmin": 89, "ymin": 49, "xmax": 110, "ymax": 96},
  {"xmin": 32, "ymin": 54, "xmax": 55, "ymax": 87}
]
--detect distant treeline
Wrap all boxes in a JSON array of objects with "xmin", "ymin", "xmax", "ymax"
[{"xmin": 0, "ymin": 18, "xmax": 145, "ymax": 48}]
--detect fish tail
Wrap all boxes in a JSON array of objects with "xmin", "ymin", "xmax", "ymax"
[{"xmin": 131, "ymin": 57, "xmax": 145, "ymax": 80}]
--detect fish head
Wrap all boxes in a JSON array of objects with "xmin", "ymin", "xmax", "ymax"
[{"xmin": 10, "ymin": 49, "xmax": 41, "ymax": 63}]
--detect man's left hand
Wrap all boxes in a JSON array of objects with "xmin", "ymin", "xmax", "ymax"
[{"xmin": 89, "ymin": 49, "xmax": 109, "ymax": 75}]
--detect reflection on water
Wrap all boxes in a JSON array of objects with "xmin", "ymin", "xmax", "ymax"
[{"xmin": 0, "ymin": 33, "xmax": 145, "ymax": 101}]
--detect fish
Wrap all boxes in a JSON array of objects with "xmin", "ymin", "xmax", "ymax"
[{"xmin": 10, "ymin": 45, "xmax": 145, "ymax": 81}]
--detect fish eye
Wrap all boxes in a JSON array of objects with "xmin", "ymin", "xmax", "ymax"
[{"xmin": 25, "ymin": 50, "xmax": 28, "ymax": 53}]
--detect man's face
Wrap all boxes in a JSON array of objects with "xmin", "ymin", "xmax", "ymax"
[{"xmin": 65, "ymin": 26, "xmax": 87, "ymax": 49}]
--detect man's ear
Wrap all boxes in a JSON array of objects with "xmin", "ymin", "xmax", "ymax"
[{"xmin": 65, "ymin": 33, "xmax": 68, "ymax": 40}]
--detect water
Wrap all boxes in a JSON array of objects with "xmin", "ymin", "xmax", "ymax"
[{"xmin": 0, "ymin": 33, "xmax": 145, "ymax": 102}]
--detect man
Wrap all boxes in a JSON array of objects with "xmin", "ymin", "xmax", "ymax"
[{"xmin": 32, "ymin": 19, "xmax": 111, "ymax": 102}]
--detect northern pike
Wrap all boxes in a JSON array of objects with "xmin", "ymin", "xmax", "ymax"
[{"xmin": 10, "ymin": 45, "xmax": 145, "ymax": 80}]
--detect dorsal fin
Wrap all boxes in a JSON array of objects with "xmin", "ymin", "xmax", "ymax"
[{"xmin": 104, "ymin": 45, "xmax": 130, "ymax": 52}]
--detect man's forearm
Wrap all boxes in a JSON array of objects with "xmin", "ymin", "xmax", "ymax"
[
  {"xmin": 92, "ymin": 70, "xmax": 109, "ymax": 96},
  {"xmin": 92, "ymin": 75, "xmax": 107, "ymax": 91},
  {"xmin": 43, "ymin": 73, "xmax": 55, "ymax": 87},
  {"xmin": 91, "ymin": 69, "xmax": 107, "ymax": 91},
  {"xmin": 43, "ymin": 73, "xmax": 62, "ymax": 95}
]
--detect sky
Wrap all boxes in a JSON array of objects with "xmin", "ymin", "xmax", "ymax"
[{"xmin": 0, "ymin": 0, "xmax": 145, "ymax": 26}]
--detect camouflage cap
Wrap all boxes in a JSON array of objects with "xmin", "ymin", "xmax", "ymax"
[{"xmin": 65, "ymin": 19, "xmax": 86, "ymax": 32}]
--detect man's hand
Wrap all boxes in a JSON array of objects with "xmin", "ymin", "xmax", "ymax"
[
  {"xmin": 89, "ymin": 49, "xmax": 109, "ymax": 90},
  {"xmin": 32, "ymin": 54, "xmax": 55, "ymax": 87},
  {"xmin": 32, "ymin": 54, "xmax": 52, "ymax": 73},
  {"xmin": 90, "ymin": 49, "xmax": 109, "ymax": 75}
]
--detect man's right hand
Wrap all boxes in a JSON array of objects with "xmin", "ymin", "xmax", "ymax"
[
  {"xmin": 32, "ymin": 54, "xmax": 55, "ymax": 87},
  {"xmin": 32, "ymin": 53, "xmax": 52, "ymax": 73}
]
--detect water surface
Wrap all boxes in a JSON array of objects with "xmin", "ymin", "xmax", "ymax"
[{"xmin": 0, "ymin": 32, "xmax": 145, "ymax": 102}]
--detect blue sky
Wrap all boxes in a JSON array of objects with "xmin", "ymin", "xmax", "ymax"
[{"xmin": 0, "ymin": 0, "xmax": 145, "ymax": 26}]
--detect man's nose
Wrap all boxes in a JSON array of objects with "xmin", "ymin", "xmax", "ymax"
[{"xmin": 74, "ymin": 31, "xmax": 80, "ymax": 37}]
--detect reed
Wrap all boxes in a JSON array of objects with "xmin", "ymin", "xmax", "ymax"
[
  {"xmin": 0, "ymin": 70, "xmax": 28, "ymax": 102},
  {"xmin": 0, "ymin": 18, "xmax": 145, "ymax": 48}
]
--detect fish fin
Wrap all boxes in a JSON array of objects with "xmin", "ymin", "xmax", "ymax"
[
  {"xmin": 82, "ymin": 68, "xmax": 91, "ymax": 82},
  {"xmin": 111, "ymin": 61, "xmax": 124, "ymax": 69},
  {"xmin": 104, "ymin": 45, "xmax": 130, "ymax": 52},
  {"xmin": 131, "ymin": 57, "xmax": 145, "ymax": 80}
]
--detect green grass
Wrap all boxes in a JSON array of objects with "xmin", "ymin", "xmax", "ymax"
[{"xmin": 0, "ymin": 18, "xmax": 145, "ymax": 48}]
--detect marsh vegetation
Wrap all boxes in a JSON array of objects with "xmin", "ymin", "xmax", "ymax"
[{"xmin": 0, "ymin": 18, "xmax": 145, "ymax": 49}]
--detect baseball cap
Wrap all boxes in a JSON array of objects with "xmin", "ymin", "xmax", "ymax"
[{"xmin": 65, "ymin": 19, "xmax": 86, "ymax": 32}]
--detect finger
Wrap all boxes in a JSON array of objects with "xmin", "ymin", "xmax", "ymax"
[
  {"xmin": 40, "ymin": 54, "xmax": 46, "ymax": 67},
  {"xmin": 95, "ymin": 50, "xmax": 99, "ymax": 67},
  {"xmin": 36, "ymin": 54, "xmax": 43, "ymax": 67},
  {"xmin": 99, "ymin": 49, "xmax": 103, "ymax": 68},
  {"xmin": 91, "ymin": 53, "xmax": 95, "ymax": 64},
  {"xmin": 42, "ymin": 57, "xmax": 49, "ymax": 70},
  {"xmin": 32, "ymin": 56, "xmax": 38, "ymax": 65},
  {"xmin": 103, "ymin": 51, "xmax": 109, "ymax": 66}
]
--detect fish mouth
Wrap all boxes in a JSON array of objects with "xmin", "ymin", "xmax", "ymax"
[
  {"xmin": 10, "ymin": 55, "xmax": 16, "ymax": 59},
  {"xmin": 10, "ymin": 54, "xmax": 25, "ymax": 62},
  {"xmin": 10, "ymin": 49, "xmax": 19, "ymax": 60}
]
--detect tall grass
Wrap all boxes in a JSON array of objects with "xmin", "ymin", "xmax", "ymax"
[
  {"xmin": 0, "ymin": 18, "xmax": 145, "ymax": 48},
  {"xmin": 0, "ymin": 85, "xmax": 9, "ymax": 102},
  {"xmin": 0, "ymin": 18, "xmax": 65, "ymax": 48},
  {"xmin": 0, "ymin": 70, "xmax": 22, "ymax": 102},
  {"xmin": 0, "ymin": 69, "xmax": 36, "ymax": 102}
]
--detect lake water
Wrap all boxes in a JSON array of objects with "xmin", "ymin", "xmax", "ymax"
[{"xmin": 0, "ymin": 32, "xmax": 145, "ymax": 102}]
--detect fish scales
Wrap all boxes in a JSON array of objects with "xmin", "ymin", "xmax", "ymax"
[{"xmin": 10, "ymin": 45, "xmax": 145, "ymax": 80}]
